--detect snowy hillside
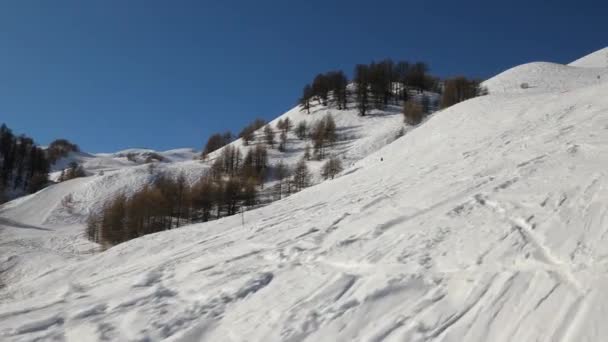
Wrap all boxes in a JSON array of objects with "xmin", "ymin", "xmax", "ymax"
[
  {"xmin": 208, "ymin": 101, "xmax": 415, "ymax": 185},
  {"xmin": 0, "ymin": 85, "xmax": 415, "ymax": 302},
  {"xmin": 1, "ymin": 47, "xmax": 608, "ymax": 341},
  {"xmin": 482, "ymin": 61, "xmax": 608, "ymax": 94},
  {"xmin": 9, "ymin": 92, "xmax": 418, "ymax": 233},
  {"xmin": 569, "ymin": 47, "xmax": 608, "ymax": 68}
]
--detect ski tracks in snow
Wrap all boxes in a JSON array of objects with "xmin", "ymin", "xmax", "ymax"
[{"xmin": 472, "ymin": 193, "xmax": 584, "ymax": 293}]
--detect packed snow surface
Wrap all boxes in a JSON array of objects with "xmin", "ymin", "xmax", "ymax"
[{"xmin": 1, "ymin": 48, "xmax": 608, "ymax": 341}]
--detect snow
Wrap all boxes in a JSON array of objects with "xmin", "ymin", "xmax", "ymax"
[
  {"xmin": 482, "ymin": 61, "xmax": 608, "ymax": 94},
  {"xmin": 51, "ymin": 151, "xmax": 130, "ymax": 174},
  {"xmin": 2, "ymin": 48, "xmax": 608, "ymax": 341},
  {"xmin": 97, "ymin": 148, "xmax": 199, "ymax": 163},
  {"xmin": 569, "ymin": 47, "xmax": 608, "ymax": 68},
  {"xmin": 50, "ymin": 148, "xmax": 200, "ymax": 176}
]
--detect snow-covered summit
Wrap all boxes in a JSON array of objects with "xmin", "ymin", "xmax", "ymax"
[
  {"xmin": 483, "ymin": 61, "xmax": 608, "ymax": 94},
  {"xmin": 569, "ymin": 46, "xmax": 608, "ymax": 68}
]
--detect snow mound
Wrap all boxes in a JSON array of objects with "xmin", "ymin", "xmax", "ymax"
[
  {"xmin": 483, "ymin": 61, "xmax": 608, "ymax": 94},
  {"xmin": 569, "ymin": 47, "xmax": 608, "ymax": 68}
]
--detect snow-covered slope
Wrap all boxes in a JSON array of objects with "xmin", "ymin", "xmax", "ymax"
[
  {"xmin": 2, "ymin": 49, "xmax": 608, "ymax": 341},
  {"xmin": 569, "ymin": 47, "xmax": 608, "ymax": 68},
  {"xmin": 10, "ymin": 94, "xmax": 415, "ymax": 237},
  {"xmin": 483, "ymin": 61, "xmax": 608, "ymax": 94},
  {"xmin": 0, "ymin": 89, "xmax": 413, "ymax": 304},
  {"xmin": 207, "ymin": 101, "xmax": 416, "ymax": 185},
  {"xmin": 0, "ymin": 86, "xmax": 415, "ymax": 308}
]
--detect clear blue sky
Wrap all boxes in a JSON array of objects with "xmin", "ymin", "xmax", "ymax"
[{"xmin": 0, "ymin": 0, "xmax": 605, "ymax": 152}]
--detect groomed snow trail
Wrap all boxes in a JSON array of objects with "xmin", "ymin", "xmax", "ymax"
[{"xmin": 1, "ymin": 49, "xmax": 608, "ymax": 341}]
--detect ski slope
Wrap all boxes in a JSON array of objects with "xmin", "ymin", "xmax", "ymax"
[
  {"xmin": 0, "ymin": 82, "xmax": 416, "ymax": 316},
  {"xmin": 1, "ymin": 48, "xmax": 608, "ymax": 341}
]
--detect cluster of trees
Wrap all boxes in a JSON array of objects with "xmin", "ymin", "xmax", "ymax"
[
  {"xmin": 93, "ymin": 110, "xmax": 331, "ymax": 246},
  {"xmin": 268, "ymin": 158, "xmax": 313, "ymax": 200},
  {"xmin": 87, "ymin": 58, "xmax": 491, "ymax": 246},
  {"xmin": 321, "ymin": 157, "xmax": 343, "ymax": 180},
  {"xmin": 299, "ymin": 58, "xmax": 489, "ymax": 123},
  {"xmin": 0, "ymin": 124, "xmax": 50, "ymax": 200},
  {"xmin": 263, "ymin": 125, "xmax": 275, "ymax": 148},
  {"xmin": 403, "ymin": 101, "xmax": 425, "ymax": 125},
  {"xmin": 201, "ymin": 117, "xmax": 269, "ymax": 159},
  {"xmin": 87, "ymin": 156, "xmax": 315, "ymax": 246},
  {"xmin": 203, "ymin": 96, "xmax": 344, "ymax": 165},
  {"xmin": 201, "ymin": 132, "xmax": 234, "ymax": 159},
  {"xmin": 210, "ymin": 144, "xmax": 270, "ymax": 186},
  {"xmin": 86, "ymin": 172, "xmax": 258, "ymax": 245},
  {"xmin": 90, "ymin": 106, "xmax": 351, "ymax": 246},
  {"xmin": 310, "ymin": 115, "xmax": 337, "ymax": 160},
  {"xmin": 47, "ymin": 139, "xmax": 80, "ymax": 164},
  {"xmin": 202, "ymin": 112, "xmax": 339, "ymax": 181},
  {"xmin": 271, "ymin": 115, "xmax": 338, "ymax": 161},
  {"xmin": 440, "ymin": 76, "xmax": 486, "ymax": 109},
  {"xmin": 270, "ymin": 153, "xmax": 340, "ymax": 200},
  {"xmin": 202, "ymin": 116, "xmax": 271, "ymax": 159},
  {"xmin": 239, "ymin": 118, "xmax": 266, "ymax": 146},
  {"xmin": 299, "ymin": 71, "xmax": 349, "ymax": 113},
  {"xmin": 275, "ymin": 118, "xmax": 293, "ymax": 152},
  {"xmin": 204, "ymin": 116, "xmax": 294, "ymax": 157},
  {"xmin": 354, "ymin": 60, "xmax": 436, "ymax": 115},
  {"xmin": 402, "ymin": 76, "xmax": 486, "ymax": 125},
  {"xmin": 299, "ymin": 59, "xmax": 438, "ymax": 116},
  {"xmin": 276, "ymin": 118, "xmax": 293, "ymax": 133},
  {"xmin": 90, "ymin": 109, "xmax": 347, "ymax": 246},
  {"xmin": 58, "ymin": 161, "xmax": 86, "ymax": 182}
]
